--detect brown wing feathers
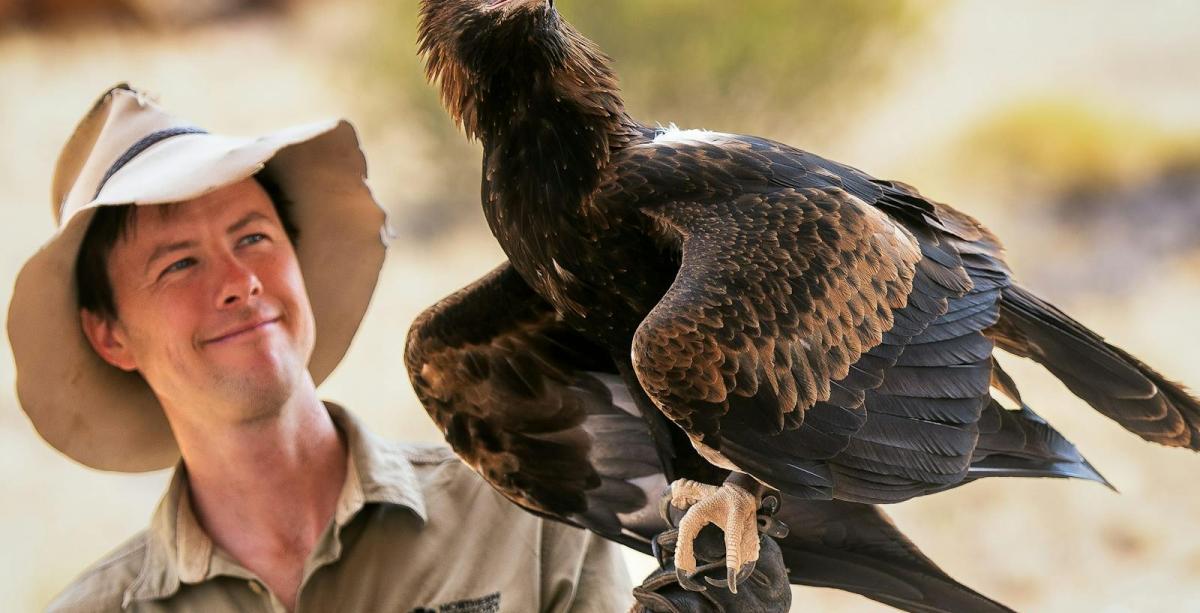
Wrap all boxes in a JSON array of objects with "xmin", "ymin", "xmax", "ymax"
[
  {"xmin": 632, "ymin": 186, "xmax": 924, "ymax": 435},
  {"xmin": 405, "ymin": 262, "xmax": 1017, "ymax": 612},
  {"xmin": 717, "ymin": 247, "xmax": 977, "ymax": 498},
  {"xmin": 829, "ymin": 353, "xmax": 992, "ymax": 502},
  {"xmin": 624, "ymin": 139, "xmax": 999, "ymax": 498},
  {"xmin": 405, "ymin": 264, "xmax": 657, "ymax": 530},
  {"xmin": 827, "ymin": 229, "xmax": 1004, "ymax": 502},
  {"xmin": 621, "ymin": 137, "xmax": 1123, "ymax": 501}
]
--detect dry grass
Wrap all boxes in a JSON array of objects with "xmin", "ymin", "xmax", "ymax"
[{"xmin": 2, "ymin": 1, "xmax": 1199, "ymax": 611}]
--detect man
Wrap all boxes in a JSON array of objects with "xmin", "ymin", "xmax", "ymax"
[{"xmin": 9, "ymin": 84, "xmax": 631, "ymax": 612}]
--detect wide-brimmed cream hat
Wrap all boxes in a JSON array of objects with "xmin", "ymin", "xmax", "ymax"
[{"xmin": 7, "ymin": 84, "xmax": 390, "ymax": 472}]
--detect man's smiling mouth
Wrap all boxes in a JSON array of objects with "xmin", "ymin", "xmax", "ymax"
[{"xmin": 203, "ymin": 316, "xmax": 282, "ymax": 345}]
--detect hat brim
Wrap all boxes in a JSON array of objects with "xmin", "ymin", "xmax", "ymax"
[{"xmin": 8, "ymin": 120, "xmax": 389, "ymax": 472}]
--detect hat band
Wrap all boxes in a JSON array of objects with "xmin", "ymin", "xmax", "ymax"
[{"xmin": 92, "ymin": 126, "xmax": 208, "ymax": 200}]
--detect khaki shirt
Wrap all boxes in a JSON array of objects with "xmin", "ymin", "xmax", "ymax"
[{"xmin": 46, "ymin": 404, "xmax": 632, "ymax": 613}]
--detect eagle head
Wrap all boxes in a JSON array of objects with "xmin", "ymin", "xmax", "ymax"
[{"xmin": 418, "ymin": 0, "xmax": 620, "ymax": 140}]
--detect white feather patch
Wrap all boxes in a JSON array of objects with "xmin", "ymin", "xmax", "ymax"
[{"xmin": 652, "ymin": 123, "xmax": 728, "ymax": 145}]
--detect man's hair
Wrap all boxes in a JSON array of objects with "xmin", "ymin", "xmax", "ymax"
[{"xmin": 75, "ymin": 172, "xmax": 300, "ymax": 321}]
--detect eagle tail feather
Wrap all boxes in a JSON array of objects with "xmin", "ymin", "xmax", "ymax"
[{"xmin": 993, "ymin": 284, "xmax": 1200, "ymax": 449}]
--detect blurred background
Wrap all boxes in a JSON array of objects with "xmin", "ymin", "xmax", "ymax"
[{"xmin": 3, "ymin": 0, "xmax": 1200, "ymax": 610}]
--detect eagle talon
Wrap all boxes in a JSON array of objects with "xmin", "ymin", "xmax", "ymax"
[
  {"xmin": 675, "ymin": 566, "xmax": 708, "ymax": 592},
  {"xmin": 704, "ymin": 560, "xmax": 757, "ymax": 591},
  {"xmin": 667, "ymin": 477, "xmax": 763, "ymax": 595}
]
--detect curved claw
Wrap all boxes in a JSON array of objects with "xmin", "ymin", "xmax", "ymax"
[
  {"xmin": 704, "ymin": 560, "xmax": 757, "ymax": 592},
  {"xmin": 734, "ymin": 560, "xmax": 755, "ymax": 592},
  {"xmin": 676, "ymin": 565, "xmax": 709, "ymax": 592}
]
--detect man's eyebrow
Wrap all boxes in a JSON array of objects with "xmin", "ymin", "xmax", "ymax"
[
  {"xmin": 142, "ymin": 212, "xmax": 273, "ymax": 275},
  {"xmin": 144, "ymin": 240, "xmax": 198, "ymax": 275},
  {"xmin": 227, "ymin": 211, "xmax": 272, "ymax": 235}
]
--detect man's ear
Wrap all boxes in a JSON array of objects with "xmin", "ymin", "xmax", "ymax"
[{"xmin": 80, "ymin": 309, "xmax": 138, "ymax": 372}]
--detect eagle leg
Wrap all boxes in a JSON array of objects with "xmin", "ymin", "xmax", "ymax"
[{"xmin": 667, "ymin": 473, "xmax": 774, "ymax": 594}]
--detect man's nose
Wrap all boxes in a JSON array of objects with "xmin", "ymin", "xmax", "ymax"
[{"xmin": 216, "ymin": 255, "xmax": 263, "ymax": 308}]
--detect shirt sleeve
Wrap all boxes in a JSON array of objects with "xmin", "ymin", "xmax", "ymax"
[{"xmin": 538, "ymin": 519, "xmax": 634, "ymax": 613}]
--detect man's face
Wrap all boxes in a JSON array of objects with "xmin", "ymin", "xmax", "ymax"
[{"xmin": 81, "ymin": 178, "xmax": 315, "ymax": 426}]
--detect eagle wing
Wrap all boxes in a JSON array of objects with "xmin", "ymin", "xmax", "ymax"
[
  {"xmin": 404, "ymin": 261, "xmax": 1014, "ymax": 611},
  {"xmin": 404, "ymin": 262, "xmax": 666, "ymax": 543},
  {"xmin": 821, "ymin": 199, "xmax": 1011, "ymax": 501},
  {"xmin": 616, "ymin": 134, "xmax": 977, "ymax": 494}
]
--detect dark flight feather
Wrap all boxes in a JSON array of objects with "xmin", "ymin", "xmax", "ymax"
[{"xmin": 991, "ymin": 284, "xmax": 1200, "ymax": 447}]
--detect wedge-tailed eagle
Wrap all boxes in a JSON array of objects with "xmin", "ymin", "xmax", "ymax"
[{"xmin": 406, "ymin": 0, "xmax": 1200, "ymax": 606}]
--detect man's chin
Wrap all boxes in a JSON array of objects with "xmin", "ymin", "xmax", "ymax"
[
  {"xmin": 210, "ymin": 346, "xmax": 299, "ymax": 381},
  {"xmin": 211, "ymin": 365, "xmax": 303, "ymax": 416}
]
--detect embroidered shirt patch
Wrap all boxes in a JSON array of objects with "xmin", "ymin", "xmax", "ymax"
[{"xmin": 411, "ymin": 592, "xmax": 501, "ymax": 613}]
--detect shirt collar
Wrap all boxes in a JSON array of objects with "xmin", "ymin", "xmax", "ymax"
[
  {"xmin": 328, "ymin": 402, "xmax": 427, "ymax": 522},
  {"xmin": 124, "ymin": 401, "xmax": 428, "ymax": 605}
]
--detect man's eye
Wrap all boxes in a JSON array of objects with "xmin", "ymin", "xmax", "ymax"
[
  {"xmin": 239, "ymin": 233, "xmax": 268, "ymax": 246},
  {"xmin": 161, "ymin": 258, "xmax": 195, "ymax": 277}
]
